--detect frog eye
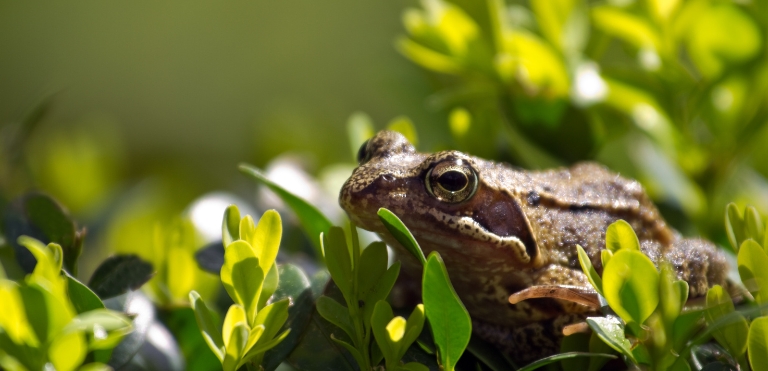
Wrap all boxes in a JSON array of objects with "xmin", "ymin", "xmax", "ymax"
[
  {"xmin": 356, "ymin": 140, "xmax": 371, "ymax": 165},
  {"xmin": 425, "ymin": 159, "xmax": 478, "ymax": 203}
]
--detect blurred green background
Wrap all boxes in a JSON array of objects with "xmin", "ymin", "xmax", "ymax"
[{"xmin": 2, "ymin": 0, "xmax": 768, "ymax": 277}]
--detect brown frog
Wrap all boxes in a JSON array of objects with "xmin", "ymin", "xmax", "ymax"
[{"xmin": 339, "ymin": 130, "xmax": 728, "ymax": 363}]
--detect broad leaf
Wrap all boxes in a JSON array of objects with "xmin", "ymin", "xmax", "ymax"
[
  {"xmin": 422, "ymin": 252, "xmax": 471, "ymax": 371},
  {"xmin": 189, "ymin": 291, "xmax": 225, "ymax": 361},
  {"xmin": 576, "ymin": 244, "xmax": 603, "ymax": 296},
  {"xmin": 316, "ymin": 295, "xmax": 355, "ymax": 341},
  {"xmin": 222, "ymin": 205, "xmax": 240, "ymax": 247},
  {"xmin": 377, "ymin": 208, "xmax": 426, "ymax": 266},
  {"xmin": 705, "ymin": 285, "xmax": 748, "ymax": 358},
  {"xmin": 88, "ymin": 255, "xmax": 154, "ymax": 299},
  {"xmin": 748, "ymin": 317, "xmax": 768, "ymax": 371},
  {"xmin": 322, "ymin": 227, "xmax": 353, "ymax": 300},
  {"xmin": 737, "ymin": 239, "xmax": 768, "ymax": 304},
  {"xmin": 602, "ymin": 249, "xmax": 659, "ymax": 325},
  {"xmin": 518, "ymin": 352, "xmax": 616, "ymax": 371},
  {"xmin": 587, "ymin": 316, "xmax": 636, "ymax": 363},
  {"xmin": 605, "ymin": 220, "xmax": 640, "ymax": 252},
  {"xmin": 66, "ymin": 273, "xmax": 105, "ymax": 313}
]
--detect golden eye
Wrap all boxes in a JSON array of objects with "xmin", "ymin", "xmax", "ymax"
[{"xmin": 425, "ymin": 159, "xmax": 478, "ymax": 203}]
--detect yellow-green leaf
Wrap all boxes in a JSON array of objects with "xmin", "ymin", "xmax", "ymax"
[
  {"xmin": 222, "ymin": 204, "xmax": 241, "ymax": 247},
  {"xmin": 251, "ymin": 210, "xmax": 282, "ymax": 276},
  {"xmin": 577, "ymin": 245, "xmax": 603, "ymax": 296},
  {"xmin": 605, "ymin": 220, "xmax": 640, "ymax": 252},
  {"xmin": 748, "ymin": 317, "xmax": 768, "ymax": 371},
  {"xmin": 705, "ymin": 285, "xmax": 748, "ymax": 358},
  {"xmin": 223, "ymin": 304, "xmax": 247, "ymax": 349},
  {"xmin": 49, "ymin": 331, "xmax": 87, "ymax": 371},
  {"xmin": 602, "ymin": 250, "xmax": 659, "ymax": 325},
  {"xmin": 737, "ymin": 239, "xmax": 768, "ymax": 304}
]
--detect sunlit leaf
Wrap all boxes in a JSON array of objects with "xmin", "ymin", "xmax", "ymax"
[
  {"xmin": 745, "ymin": 206, "xmax": 764, "ymax": 244},
  {"xmin": 592, "ymin": 6, "xmax": 660, "ymax": 50},
  {"xmin": 250, "ymin": 210, "xmax": 282, "ymax": 276},
  {"xmin": 251, "ymin": 298, "xmax": 290, "ymax": 352},
  {"xmin": 422, "ymin": 252, "xmax": 471, "ymax": 371},
  {"xmin": 222, "ymin": 323, "xmax": 248, "ymax": 371},
  {"xmin": 189, "ymin": 291, "xmax": 225, "ymax": 361},
  {"xmin": 605, "ymin": 220, "xmax": 640, "ymax": 252},
  {"xmin": 259, "ymin": 262, "xmax": 279, "ymax": 310},
  {"xmin": 602, "ymin": 250, "xmax": 659, "ymax": 325},
  {"xmin": 377, "ymin": 208, "xmax": 426, "ymax": 266},
  {"xmin": 66, "ymin": 274, "xmax": 104, "ymax": 314},
  {"xmin": 725, "ymin": 203, "xmax": 745, "ymax": 252},
  {"xmin": 49, "ymin": 331, "xmax": 86, "ymax": 371},
  {"xmin": 748, "ymin": 317, "xmax": 768, "ymax": 371},
  {"xmin": 705, "ymin": 285, "xmax": 748, "ymax": 358},
  {"xmin": 576, "ymin": 245, "xmax": 603, "ymax": 296},
  {"xmin": 221, "ymin": 241, "xmax": 263, "ymax": 323},
  {"xmin": 222, "ymin": 205, "xmax": 240, "ymax": 247},
  {"xmin": 737, "ymin": 239, "xmax": 768, "ymax": 304},
  {"xmin": 372, "ymin": 300, "xmax": 397, "ymax": 363},
  {"xmin": 223, "ymin": 304, "xmax": 247, "ymax": 349},
  {"xmin": 586, "ymin": 316, "xmax": 636, "ymax": 363},
  {"xmin": 685, "ymin": 3, "xmax": 761, "ymax": 79},
  {"xmin": 239, "ymin": 164, "xmax": 332, "ymax": 257},
  {"xmin": 0, "ymin": 280, "xmax": 37, "ymax": 346}
]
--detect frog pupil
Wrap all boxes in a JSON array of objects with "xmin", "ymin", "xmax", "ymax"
[{"xmin": 438, "ymin": 170, "xmax": 468, "ymax": 192}]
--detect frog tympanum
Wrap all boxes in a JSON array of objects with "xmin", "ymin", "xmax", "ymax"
[{"xmin": 339, "ymin": 131, "xmax": 728, "ymax": 363}]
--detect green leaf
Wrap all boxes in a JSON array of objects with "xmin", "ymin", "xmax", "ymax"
[
  {"xmin": 377, "ymin": 208, "xmax": 426, "ymax": 266},
  {"xmin": 222, "ymin": 323, "xmax": 248, "ymax": 371},
  {"xmin": 402, "ymin": 304, "xmax": 425, "ymax": 355},
  {"xmin": 23, "ymin": 193, "xmax": 78, "ymax": 273},
  {"xmin": 745, "ymin": 206, "xmax": 764, "ymax": 244},
  {"xmin": 17, "ymin": 235, "xmax": 58, "ymax": 279},
  {"xmin": 78, "ymin": 363, "xmax": 112, "ymax": 371},
  {"xmin": 725, "ymin": 203, "xmax": 745, "ymax": 252},
  {"xmin": 705, "ymin": 285, "xmax": 748, "ymax": 358},
  {"xmin": 559, "ymin": 333, "xmax": 590, "ymax": 371},
  {"xmin": 316, "ymin": 295, "xmax": 356, "ymax": 341},
  {"xmin": 189, "ymin": 290, "xmax": 225, "ymax": 361},
  {"xmin": 251, "ymin": 298, "xmax": 290, "ymax": 352},
  {"xmin": 422, "ymin": 252, "xmax": 471, "ymax": 371},
  {"xmin": 330, "ymin": 334, "xmax": 367, "ymax": 370},
  {"xmin": 357, "ymin": 242, "xmax": 388, "ymax": 298},
  {"xmin": 576, "ymin": 245, "xmax": 603, "ymax": 296},
  {"xmin": 64, "ymin": 308, "xmax": 132, "ymax": 333},
  {"xmin": 601, "ymin": 249, "xmax": 612, "ymax": 267},
  {"xmin": 685, "ymin": 3, "xmax": 761, "ymax": 79},
  {"xmin": 371, "ymin": 300, "xmax": 397, "ymax": 363},
  {"xmin": 605, "ymin": 220, "xmax": 640, "ymax": 252},
  {"xmin": 672, "ymin": 309, "xmax": 705, "ymax": 351},
  {"xmin": 586, "ymin": 316, "xmax": 636, "ymax": 364},
  {"xmin": 259, "ymin": 262, "xmax": 280, "ymax": 310},
  {"xmin": 518, "ymin": 352, "xmax": 617, "ymax": 371},
  {"xmin": 223, "ymin": 304, "xmax": 247, "ymax": 349},
  {"xmin": 0, "ymin": 280, "xmax": 37, "ymax": 346},
  {"xmin": 322, "ymin": 227, "xmax": 354, "ymax": 301},
  {"xmin": 737, "ymin": 239, "xmax": 768, "ymax": 304},
  {"xmin": 87, "ymin": 254, "xmax": 154, "ymax": 299},
  {"xmin": 659, "ymin": 264, "xmax": 685, "ymax": 328},
  {"xmin": 222, "ymin": 204, "xmax": 240, "ymax": 247},
  {"xmin": 242, "ymin": 328, "xmax": 290, "ymax": 362},
  {"xmin": 239, "ymin": 164, "xmax": 332, "ymax": 257},
  {"xmin": 49, "ymin": 331, "xmax": 87, "ymax": 371},
  {"xmin": 398, "ymin": 362, "xmax": 430, "ymax": 371},
  {"xmin": 251, "ymin": 210, "xmax": 282, "ymax": 276},
  {"xmin": 748, "ymin": 317, "xmax": 768, "ymax": 371},
  {"xmin": 362, "ymin": 262, "xmax": 401, "ymax": 330},
  {"xmin": 222, "ymin": 241, "xmax": 264, "ymax": 323},
  {"xmin": 602, "ymin": 249, "xmax": 659, "ymax": 325},
  {"xmin": 387, "ymin": 116, "xmax": 418, "ymax": 146},
  {"xmin": 591, "ymin": 6, "xmax": 661, "ymax": 50},
  {"xmin": 66, "ymin": 273, "xmax": 105, "ymax": 314}
]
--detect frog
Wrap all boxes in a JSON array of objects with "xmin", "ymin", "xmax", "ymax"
[{"xmin": 339, "ymin": 130, "xmax": 729, "ymax": 364}]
